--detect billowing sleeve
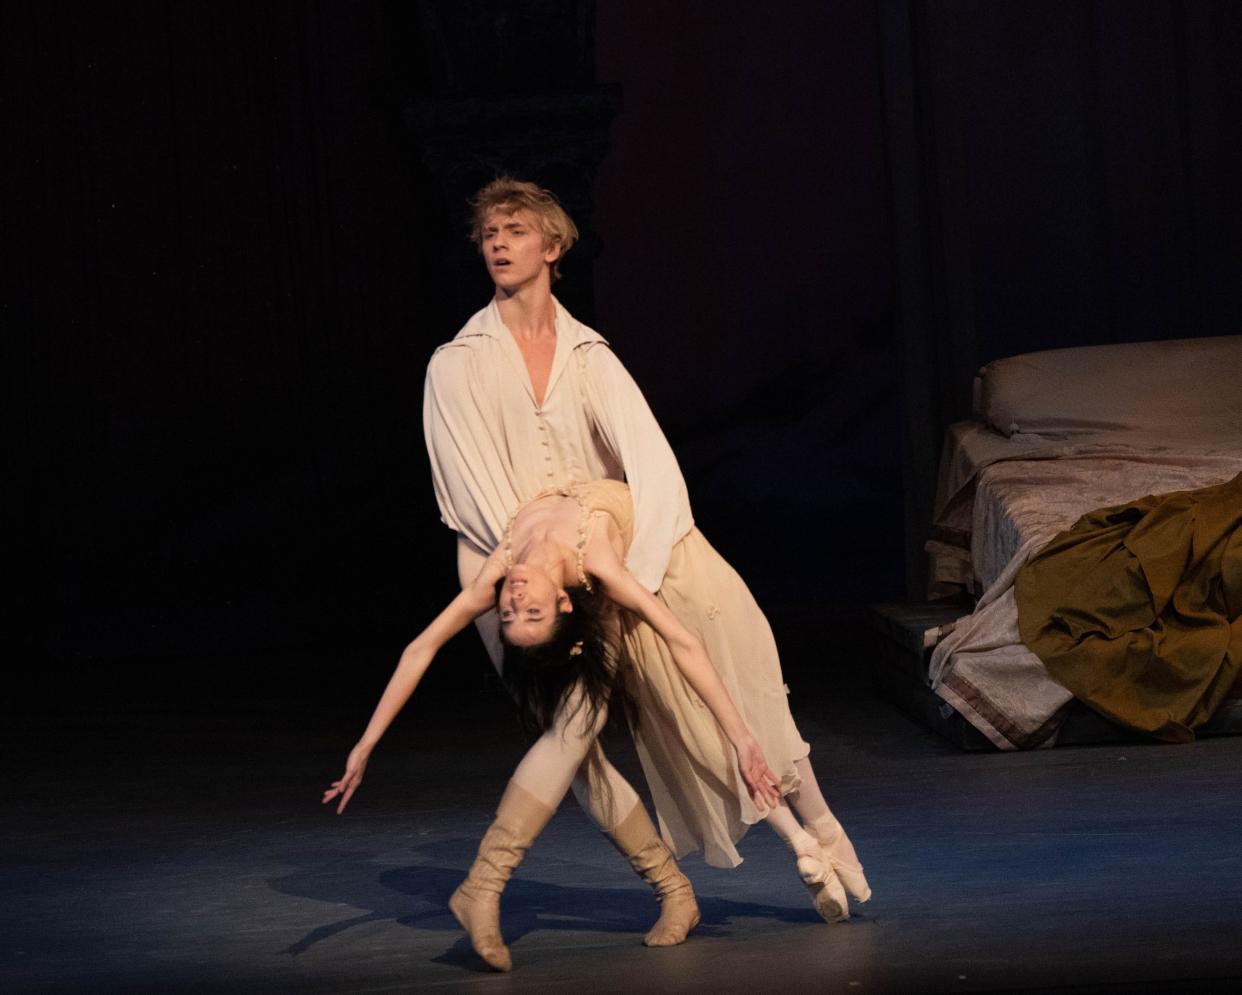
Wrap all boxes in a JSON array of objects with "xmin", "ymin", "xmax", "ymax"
[
  {"xmin": 581, "ymin": 344, "xmax": 693, "ymax": 592},
  {"xmin": 423, "ymin": 346, "xmax": 516, "ymax": 556}
]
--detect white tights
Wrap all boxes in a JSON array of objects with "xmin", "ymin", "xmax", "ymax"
[{"xmin": 758, "ymin": 755, "xmax": 841, "ymax": 856}]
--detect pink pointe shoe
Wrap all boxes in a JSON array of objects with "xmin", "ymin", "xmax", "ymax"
[
  {"xmin": 796, "ymin": 850, "xmax": 849, "ymax": 923},
  {"xmin": 812, "ymin": 819, "xmax": 871, "ymax": 904}
]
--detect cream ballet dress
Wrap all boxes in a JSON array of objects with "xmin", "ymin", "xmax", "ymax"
[{"xmin": 532, "ymin": 479, "xmax": 811, "ymax": 869}]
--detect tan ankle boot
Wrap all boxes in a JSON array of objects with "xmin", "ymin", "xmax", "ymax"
[
  {"xmin": 607, "ymin": 802, "xmax": 700, "ymax": 946},
  {"xmin": 449, "ymin": 780, "xmax": 555, "ymax": 972},
  {"xmin": 808, "ymin": 814, "xmax": 871, "ymax": 904}
]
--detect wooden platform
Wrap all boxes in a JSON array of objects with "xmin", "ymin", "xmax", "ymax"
[{"xmin": 869, "ymin": 602, "xmax": 995, "ymax": 751}]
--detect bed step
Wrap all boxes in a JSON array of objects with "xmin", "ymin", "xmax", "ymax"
[{"xmin": 868, "ymin": 602, "xmax": 994, "ymax": 751}]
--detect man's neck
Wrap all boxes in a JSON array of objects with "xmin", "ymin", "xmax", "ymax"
[{"xmin": 494, "ymin": 283, "xmax": 556, "ymax": 341}]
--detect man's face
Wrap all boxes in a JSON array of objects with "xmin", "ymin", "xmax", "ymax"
[{"xmin": 482, "ymin": 208, "xmax": 560, "ymax": 293}]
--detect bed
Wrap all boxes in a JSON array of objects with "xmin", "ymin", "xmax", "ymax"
[{"xmin": 915, "ymin": 335, "xmax": 1242, "ymax": 749}]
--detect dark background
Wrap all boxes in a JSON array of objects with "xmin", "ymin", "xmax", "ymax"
[{"xmin": 8, "ymin": 1, "xmax": 1242, "ymax": 704}]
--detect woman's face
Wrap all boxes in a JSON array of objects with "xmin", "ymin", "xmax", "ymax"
[{"xmin": 498, "ymin": 564, "xmax": 572, "ymax": 646}]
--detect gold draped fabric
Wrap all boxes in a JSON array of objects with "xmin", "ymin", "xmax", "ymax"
[{"xmin": 1016, "ymin": 473, "xmax": 1242, "ymax": 742}]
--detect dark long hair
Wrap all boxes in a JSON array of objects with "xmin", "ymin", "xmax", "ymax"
[{"xmin": 498, "ymin": 582, "xmax": 634, "ymax": 742}]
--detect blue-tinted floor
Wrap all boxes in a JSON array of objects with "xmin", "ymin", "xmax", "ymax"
[{"xmin": 4, "ymin": 666, "xmax": 1241, "ymax": 994}]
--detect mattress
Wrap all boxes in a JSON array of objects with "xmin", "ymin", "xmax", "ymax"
[
  {"xmin": 920, "ymin": 335, "xmax": 1242, "ymax": 748},
  {"xmin": 928, "ymin": 418, "xmax": 1242, "ymax": 599},
  {"xmin": 928, "ymin": 442, "xmax": 1242, "ymax": 749},
  {"xmin": 971, "ymin": 452, "xmax": 1242, "ymax": 594}
]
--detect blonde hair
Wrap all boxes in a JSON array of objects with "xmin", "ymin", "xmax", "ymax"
[{"xmin": 469, "ymin": 177, "xmax": 579, "ymax": 281}]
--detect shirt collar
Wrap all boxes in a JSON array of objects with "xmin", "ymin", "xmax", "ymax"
[{"xmin": 454, "ymin": 297, "xmax": 609, "ymax": 348}]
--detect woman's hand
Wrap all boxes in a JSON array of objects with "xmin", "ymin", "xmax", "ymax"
[
  {"xmin": 734, "ymin": 735, "xmax": 782, "ymax": 810},
  {"xmin": 322, "ymin": 743, "xmax": 371, "ymax": 814}
]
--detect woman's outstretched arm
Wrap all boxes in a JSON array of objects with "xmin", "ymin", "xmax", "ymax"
[
  {"xmin": 586, "ymin": 528, "xmax": 782, "ymax": 809},
  {"xmin": 322, "ymin": 551, "xmax": 505, "ymax": 813}
]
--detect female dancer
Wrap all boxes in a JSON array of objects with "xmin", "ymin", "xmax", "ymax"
[{"xmin": 324, "ymin": 479, "xmax": 870, "ymax": 971}]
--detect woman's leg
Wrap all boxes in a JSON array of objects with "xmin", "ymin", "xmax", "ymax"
[
  {"xmin": 787, "ymin": 756, "xmax": 871, "ymax": 903},
  {"xmin": 787, "ymin": 756, "xmax": 832, "ymax": 824},
  {"xmin": 764, "ymin": 799, "xmax": 849, "ymax": 923},
  {"xmin": 764, "ymin": 798, "xmax": 819, "ymax": 857}
]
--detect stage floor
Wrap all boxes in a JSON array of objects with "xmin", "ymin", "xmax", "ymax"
[{"xmin": 5, "ymin": 669, "xmax": 1242, "ymax": 994}]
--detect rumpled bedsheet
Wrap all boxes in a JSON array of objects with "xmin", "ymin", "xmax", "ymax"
[
  {"xmin": 929, "ymin": 421, "xmax": 1242, "ymax": 598},
  {"xmin": 927, "ymin": 435, "xmax": 1242, "ymax": 749}
]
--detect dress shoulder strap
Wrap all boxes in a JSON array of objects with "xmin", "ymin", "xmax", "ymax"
[{"xmin": 572, "ymin": 490, "xmax": 594, "ymax": 592}]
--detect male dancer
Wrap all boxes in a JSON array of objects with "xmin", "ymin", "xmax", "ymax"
[
  {"xmin": 423, "ymin": 179, "xmax": 700, "ymax": 965},
  {"xmin": 423, "ymin": 179, "xmax": 867, "ymax": 970}
]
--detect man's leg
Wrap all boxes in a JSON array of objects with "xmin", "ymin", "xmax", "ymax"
[
  {"xmin": 450, "ymin": 683, "xmax": 603, "ymax": 971},
  {"xmin": 573, "ymin": 753, "xmax": 700, "ymax": 946},
  {"xmin": 506, "ymin": 686, "xmax": 699, "ymax": 948},
  {"xmin": 454, "ymin": 537, "xmax": 698, "ymax": 946},
  {"xmin": 456, "ymin": 534, "xmax": 645, "ymax": 824},
  {"xmin": 449, "ymin": 779, "xmax": 553, "ymax": 972}
]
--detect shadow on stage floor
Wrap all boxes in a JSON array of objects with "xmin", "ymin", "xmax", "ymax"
[{"xmin": 4, "ymin": 636, "xmax": 1242, "ymax": 993}]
